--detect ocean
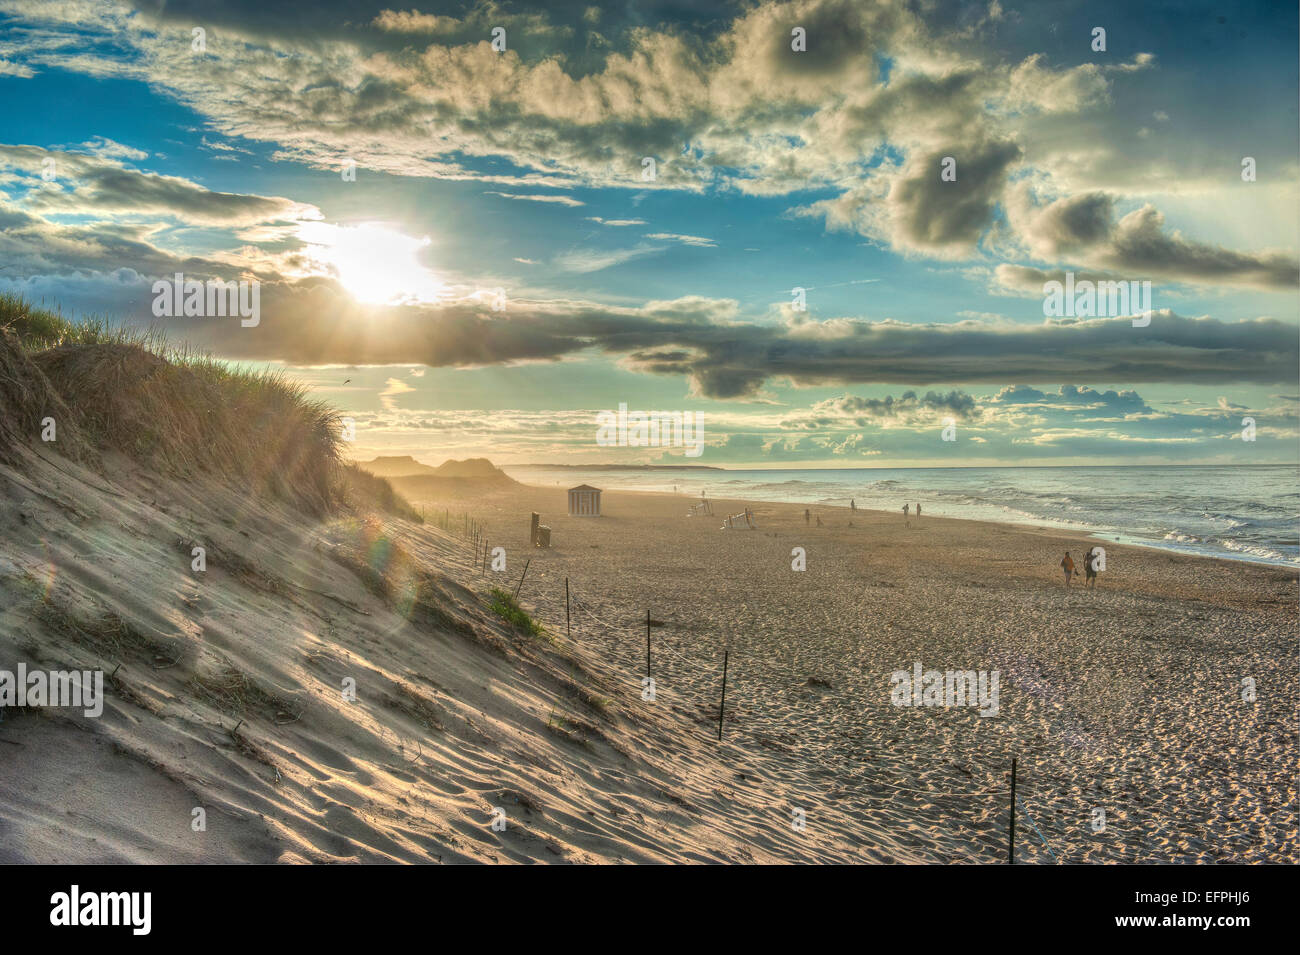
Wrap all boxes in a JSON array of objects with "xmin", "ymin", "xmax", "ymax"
[{"xmin": 506, "ymin": 464, "xmax": 1300, "ymax": 567}]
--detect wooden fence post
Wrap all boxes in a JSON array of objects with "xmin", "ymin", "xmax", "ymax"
[
  {"xmin": 645, "ymin": 613, "xmax": 664, "ymax": 676},
  {"xmin": 717, "ymin": 648, "xmax": 729, "ymax": 741},
  {"xmin": 1008, "ymin": 756, "xmax": 1017, "ymax": 864}
]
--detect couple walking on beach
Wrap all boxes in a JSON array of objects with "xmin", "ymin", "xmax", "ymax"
[
  {"xmin": 1060, "ymin": 548, "xmax": 1101, "ymax": 589},
  {"xmin": 902, "ymin": 502, "xmax": 920, "ymax": 519}
]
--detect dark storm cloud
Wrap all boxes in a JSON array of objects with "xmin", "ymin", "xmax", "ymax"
[
  {"xmin": 0, "ymin": 146, "xmax": 304, "ymax": 224},
  {"xmin": 0, "ymin": 201, "xmax": 225, "ymax": 279},
  {"xmin": 159, "ymin": 282, "xmax": 1299, "ymax": 398},
  {"xmin": 1008, "ymin": 192, "xmax": 1299, "ymax": 291},
  {"xmin": 1024, "ymin": 192, "xmax": 1116, "ymax": 253},
  {"xmin": 783, "ymin": 389, "xmax": 979, "ymax": 428},
  {"xmin": 875, "ymin": 139, "xmax": 1023, "ymax": 256},
  {"xmin": 1105, "ymin": 205, "xmax": 1299, "ymax": 288},
  {"xmin": 988, "ymin": 385, "xmax": 1152, "ymax": 414},
  {"xmin": 125, "ymin": 0, "xmax": 742, "ymax": 71}
]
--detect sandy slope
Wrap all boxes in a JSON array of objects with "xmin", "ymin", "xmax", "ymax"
[
  {"xmin": 0, "ymin": 448, "xmax": 863, "ymax": 863},
  {"xmin": 2, "ymin": 450, "xmax": 1296, "ymax": 863},
  {"xmin": 402, "ymin": 482, "xmax": 1299, "ymax": 864}
]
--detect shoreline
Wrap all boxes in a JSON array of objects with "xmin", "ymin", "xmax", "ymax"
[
  {"xmin": 506, "ymin": 462, "xmax": 1300, "ymax": 471},
  {"xmin": 511, "ymin": 479, "xmax": 1300, "ymax": 571},
  {"xmin": 499, "ymin": 467, "xmax": 1300, "ymax": 566}
]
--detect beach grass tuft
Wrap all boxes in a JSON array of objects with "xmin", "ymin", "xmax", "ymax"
[
  {"xmin": 0, "ymin": 294, "xmax": 415, "ymax": 518},
  {"xmin": 487, "ymin": 587, "xmax": 544, "ymax": 636}
]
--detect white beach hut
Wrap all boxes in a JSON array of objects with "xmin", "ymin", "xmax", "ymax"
[{"xmin": 567, "ymin": 484, "xmax": 602, "ymax": 517}]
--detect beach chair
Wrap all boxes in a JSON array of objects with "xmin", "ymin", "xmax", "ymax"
[{"xmin": 721, "ymin": 507, "xmax": 757, "ymax": 530}]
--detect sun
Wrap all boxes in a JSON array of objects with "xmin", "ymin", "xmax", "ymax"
[{"xmin": 298, "ymin": 222, "xmax": 444, "ymax": 305}]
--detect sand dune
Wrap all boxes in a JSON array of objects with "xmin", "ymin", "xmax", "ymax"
[
  {"xmin": 1, "ymin": 317, "xmax": 1294, "ymax": 862},
  {"xmin": 2, "ymin": 442, "xmax": 1295, "ymax": 861},
  {"xmin": 0, "ymin": 446, "xmax": 869, "ymax": 862}
]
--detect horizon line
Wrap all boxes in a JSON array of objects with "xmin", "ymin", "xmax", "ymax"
[{"xmin": 500, "ymin": 461, "xmax": 1300, "ymax": 471}]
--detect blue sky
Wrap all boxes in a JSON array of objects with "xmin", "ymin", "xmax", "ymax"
[{"xmin": 0, "ymin": 0, "xmax": 1297, "ymax": 466}]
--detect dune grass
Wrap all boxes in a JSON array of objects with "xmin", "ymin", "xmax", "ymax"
[
  {"xmin": 0, "ymin": 293, "xmax": 416, "ymax": 518},
  {"xmin": 337, "ymin": 462, "xmax": 423, "ymax": 521},
  {"xmin": 487, "ymin": 587, "xmax": 545, "ymax": 637},
  {"xmin": 0, "ymin": 291, "xmax": 137, "ymax": 350}
]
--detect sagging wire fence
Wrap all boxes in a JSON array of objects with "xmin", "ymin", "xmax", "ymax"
[
  {"xmin": 446, "ymin": 526, "xmax": 1280, "ymax": 864},
  {"xmin": 488, "ymin": 548, "xmax": 1063, "ymax": 862}
]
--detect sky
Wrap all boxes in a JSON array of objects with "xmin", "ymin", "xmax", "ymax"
[{"xmin": 0, "ymin": 0, "xmax": 1297, "ymax": 468}]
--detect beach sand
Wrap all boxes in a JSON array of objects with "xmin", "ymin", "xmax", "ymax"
[
  {"xmin": 403, "ymin": 481, "xmax": 1299, "ymax": 863},
  {"xmin": 2, "ymin": 452, "xmax": 1295, "ymax": 863}
]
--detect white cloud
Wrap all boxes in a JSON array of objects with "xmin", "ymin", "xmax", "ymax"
[
  {"xmin": 487, "ymin": 191, "xmax": 584, "ymax": 207},
  {"xmin": 645, "ymin": 232, "xmax": 716, "ymax": 247},
  {"xmin": 379, "ymin": 376, "xmax": 416, "ymax": 411},
  {"xmin": 0, "ymin": 59, "xmax": 36, "ymax": 78},
  {"xmin": 553, "ymin": 244, "xmax": 663, "ymax": 272},
  {"xmin": 586, "ymin": 217, "xmax": 647, "ymax": 227}
]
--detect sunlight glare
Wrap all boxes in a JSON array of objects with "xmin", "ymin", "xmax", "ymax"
[{"xmin": 298, "ymin": 222, "xmax": 443, "ymax": 305}]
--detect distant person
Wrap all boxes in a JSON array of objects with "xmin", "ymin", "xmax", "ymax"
[
  {"xmin": 902, "ymin": 503, "xmax": 909, "ymax": 520},
  {"xmin": 916, "ymin": 503, "xmax": 922, "ymax": 519},
  {"xmin": 816, "ymin": 514, "xmax": 823, "ymax": 527},
  {"xmin": 1084, "ymin": 548, "xmax": 1098, "ymax": 589},
  {"xmin": 804, "ymin": 508, "xmax": 810, "ymax": 525},
  {"xmin": 1061, "ymin": 551, "xmax": 1075, "ymax": 588},
  {"xmin": 850, "ymin": 498, "xmax": 856, "ymax": 511}
]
